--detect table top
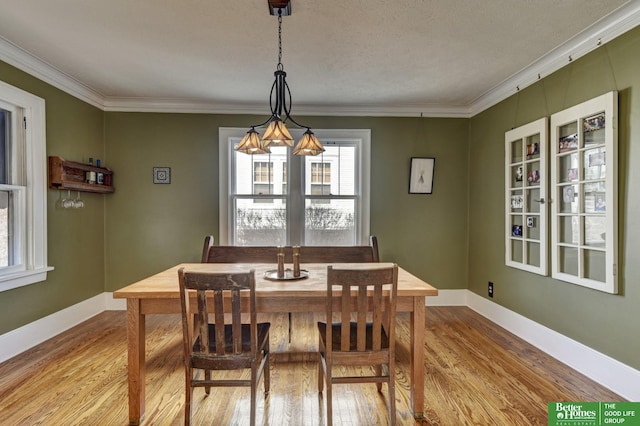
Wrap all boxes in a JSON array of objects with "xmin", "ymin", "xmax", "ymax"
[{"xmin": 113, "ymin": 262, "xmax": 438, "ymax": 299}]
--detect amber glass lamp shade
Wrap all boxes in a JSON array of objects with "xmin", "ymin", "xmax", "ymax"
[
  {"xmin": 293, "ymin": 129, "xmax": 325, "ymax": 156},
  {"xmin": 235, "ymin": 128, "xmax": 271, "ymax": 154},
  {"xmin": 262, "ymin": 118, "xmax": 294, "ymax": 147}
]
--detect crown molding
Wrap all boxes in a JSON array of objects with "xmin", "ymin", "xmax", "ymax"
[
  {"xmin": 0, "ymin": 36, "xmax": 105, "ymax": 109},
  {"xmin": 467, "ymin": 1, "xmax": 640, "ymax": 117},
  {"xmin": 102, "ymin": 96, "xmax": 471, "ymax": 117},
  {"xmin": 2, "ymin": 2, "xmax": 640, "ymax": 118}
]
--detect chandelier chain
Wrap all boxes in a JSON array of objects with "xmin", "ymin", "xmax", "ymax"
[{"xmin": 277, "ymin": 10, "xmax": 283, "ymax": 71}]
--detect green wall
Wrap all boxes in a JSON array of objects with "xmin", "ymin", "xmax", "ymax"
[
  {"xmin": 104, "ymin": 114, "xmax": 469, "ymax": 292},
  {"xmin": 467, "ymin": 27, "xmax": 640, "ymax": 369},
  {"xmin": 0, "ymin": 61, "xmax": 106, "ymax": 334}
]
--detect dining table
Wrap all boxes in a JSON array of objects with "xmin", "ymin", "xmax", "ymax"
[{"xmin": 113, "ymin": 262, "xmax": 438, "ymax": 424}]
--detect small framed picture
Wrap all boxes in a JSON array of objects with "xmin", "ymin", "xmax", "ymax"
[
  {"xmin": 527, "ymin": 170, "xmax": 540, "ymax": 184},
  {"xmin": 512, "ymin": 225, "xmax": 523, "ymax": 237},
  {"xmin": 511, "ymin": 195, "xmax": 523, "ymax": 209},
  {"xmin": 515, "ymin": 166, "xmax": 523, "ymax": 182},
  {"xmin": 526, "ymin": 142, "xmax": 539, "ymax": 156},
  {"xmin": 595, "ymin": 192, "xmax": 606, "ymax": 212},
  {"xmin": 567, "ymin": 168, "xmax": 578, "ymax": 181},
  {"xmin": 563, "ymin": 186, "xmax": 575, "ymax": 203},
  {"xmin": 583, "ymin": 112, "xmax": 605, "ymax": 133},
  {"xmin": 153, "ymin": 167, "xmax": 171, "ymax": 184},
  {"xmin": 409, "ymin": 157, "xmax": 435, "ymax": 194},
  {"xmin": 559, "ymin": 133, "xmax": 578, "ymax": 152}
]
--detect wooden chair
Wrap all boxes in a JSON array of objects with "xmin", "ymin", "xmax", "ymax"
[
  {"xmin": 317, "ymin": 263, "xmax": 398, "ymax": 425},
  {"xmin": 178, "ymin": 267, "xmax": 270, "ymax": 426}
]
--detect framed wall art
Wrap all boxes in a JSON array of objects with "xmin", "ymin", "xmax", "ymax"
[
  {"xmin": 409, "ymin": 157, "xmax": 435, "ymax": 194},
  {"xmin": 153, "ymin": 167, "xmax": 171, "ymax": 184}
]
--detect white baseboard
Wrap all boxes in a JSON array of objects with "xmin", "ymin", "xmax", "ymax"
[
  {"xmin": 0, "ymin": 293, "xmax": 107, "ymax": 363},
  {"xmin": 465, "ymin": 290, "xmax": 640, "ymax": 401},
  {"xmin": 105, "ymin": 292, "xmax": 126, "ymax": 310},
  {"xmin": 427, "ymin": 289, "xmax": 468, "ymax": 306},
  {"xmin": 3, "ymin": 290, "xmax": 639, "ymax": 402}
]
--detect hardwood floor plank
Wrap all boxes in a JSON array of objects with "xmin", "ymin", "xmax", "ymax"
[{"xmin": 0, "ymin": 307, "xmax": 623, "ymax": 425}]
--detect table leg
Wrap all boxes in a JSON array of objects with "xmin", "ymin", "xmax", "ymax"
[
  {"xmin": 410, "ymin": 296, "xmax": 425, "ymax": 418},
  {"xmin": 127, "ymin": 298, "xmax": 146, "ymax": 425}
]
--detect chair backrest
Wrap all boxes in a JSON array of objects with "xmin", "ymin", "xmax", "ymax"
[
  {"xmin": 201, "ymin": 235, "xmax": 215, "ymax": 262},
  {"xmin": 201, "ymin": 235, "xmax": 380, "ymax": 264},
  {"xmin": 178, "ymin": 268, "xmax": 257, "ymax": 358},
  {"xmin": 326, "ymin": 263, "xmax": 398, "ymax": 353}
]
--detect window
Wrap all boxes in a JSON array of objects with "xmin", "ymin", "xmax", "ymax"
[
  {"xmin": 0, "ymin": 80, "xmax": 51, "ymax": 292},
  {"xmin": 219, "ymin": 128, "xmax": 370, "ymax": 246}
]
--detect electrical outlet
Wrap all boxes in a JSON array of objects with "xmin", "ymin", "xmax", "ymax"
[{"xmin": 488, "ymin": 281, "xmax": 494, "ymax": 298}]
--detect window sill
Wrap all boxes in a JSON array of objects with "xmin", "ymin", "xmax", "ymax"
[{"xmin": 0, "ymin": 266, "xmax": 55, "ymax": 293}]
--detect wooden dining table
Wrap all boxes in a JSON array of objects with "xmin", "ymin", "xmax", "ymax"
[{"xmin": 113, "ymin": 262, "xmax": 438, "ymax": 424}]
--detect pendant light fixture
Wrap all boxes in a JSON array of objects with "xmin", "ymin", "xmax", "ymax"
[{"xmin": 235, "ymin": 0, "xmax": 325, "ymax": 156}]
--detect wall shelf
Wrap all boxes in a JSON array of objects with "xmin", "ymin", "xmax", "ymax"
[{"xmin": 48, "ymin": 156, "xmax": 114, "ymax": 194}]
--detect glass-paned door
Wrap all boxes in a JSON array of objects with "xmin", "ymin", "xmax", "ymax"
[
  {"xmin": 550, "ymin": 91, "xmax": 618, "ymax": 293},
  {"xmin": 505, "ymin": 117, "xmax": 548, "ymax": 275}
]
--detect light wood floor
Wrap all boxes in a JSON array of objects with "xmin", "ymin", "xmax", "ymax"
[{"xmin": 0, "ymin": 307, "xmax": 622, "ymax": 425}]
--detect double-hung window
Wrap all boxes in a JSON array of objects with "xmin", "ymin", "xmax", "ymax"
[
  {"xmin": 219, "ymin": 128, "xmax": 370, "ymax": 246},
  {"xmin": 0, "ymin": 80, "xmax": 50, "ymax": 292}
]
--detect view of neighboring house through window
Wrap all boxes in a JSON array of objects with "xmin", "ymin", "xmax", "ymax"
[
  {"xmin": 219, "ymin": 128, "xmax": 370, "ymax": 247},
  {"xmin": 253, "ymin": 161, "xmax": 274, "ymax": 203},
  {"xmin": 310, "ymin": 162, "xmax": 331, "ymax": 196}
]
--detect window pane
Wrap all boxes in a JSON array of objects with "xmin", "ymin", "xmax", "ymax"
[
  {"xmin": 305, "ymin": 145, "xmax": 355, "ymax": 196},
  {"xmin": 233, "ymin": 146, "xmax": 287, "ymax": 195},
  {"xmin": 526, "ymin": 241, "xmax": 540, "ymax": 267},
  {"xmin": 584, "ymin": 249, "xmax": 606, "ymax": 282},
  {"xmin": 0, "ymin": 191, "xmax": 10, "ymax": 267},
  {"xmin": 0, "ymin": 108, "xmax": 10, "ymax": 185},
  {"xmin": 304, "ymin": 199, "xmax": 355, "ymax": 245},
  {"xmin": 235, "ymin": 198, "xmax": 286, "ymax": 246}
]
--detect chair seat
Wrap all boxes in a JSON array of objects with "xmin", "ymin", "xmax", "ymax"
[
  {"xmin": 318, "ymin": 321, "xmax": 389, "ymax": 351},
  {"xmin": 193, "ymin": 322, "xmax": 270, "ymax": 354}
]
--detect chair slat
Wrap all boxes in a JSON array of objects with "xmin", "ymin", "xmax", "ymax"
[
  {"xmin": 213, "ymin": 290, "xmax": 226, "ymax": 355},
  {"xmin": 231, "ymin": 289, "xmax": 242, "ymax": 354}
]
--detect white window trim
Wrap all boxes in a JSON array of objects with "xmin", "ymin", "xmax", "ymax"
[
  {"xmin": 0, "ymin": 80, "xmax": 53, "ymax": 292},
  {"xmin": 219, "ymin": 128, "xmax": 370, "ymax": 245}
]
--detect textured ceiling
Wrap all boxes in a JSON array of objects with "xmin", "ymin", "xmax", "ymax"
[{"xmin": 0, "ymin": 0, "xmax": 635, "ymax": 116}]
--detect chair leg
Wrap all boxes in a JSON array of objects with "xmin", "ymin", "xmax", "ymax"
[
  {"xmin": 204, "ymin": 369, "xmax": 211, "ymax": 395},
  {"xmin": 185, "ymin": 368, "xmax": 192, "ymax": 426},
  {"xmin": 388, "ymin": 362, "xmax": 396, "ymax": 426},
  {"xmin": 317, "ymin": 339, "xmax": 324, "ymax": 393},
  {"xmin": 250, "ymin": 364, "xmax": 257, "ymax": 426},
  {"xmin": 375, "ymin": 364, "xmax": 383, "ymax": 392},
  {"xmin": 326, "ymin": 372, "xmax": 332, "ymax": 426},
  {"xmin": 264, "ymin": 337, "xmax": 270, "ymax": 394}
]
